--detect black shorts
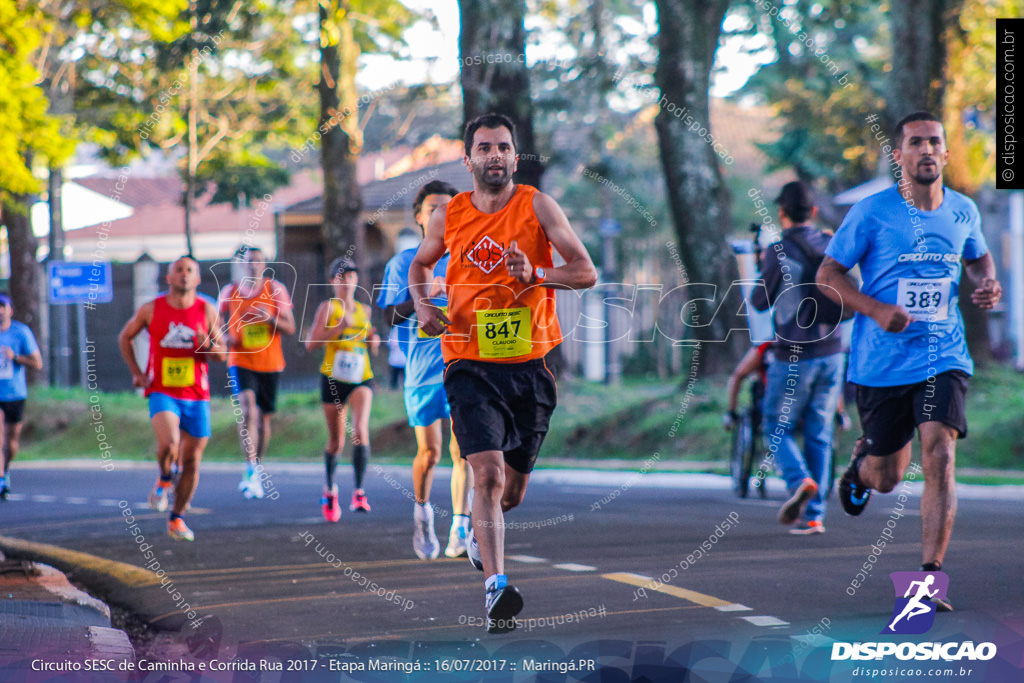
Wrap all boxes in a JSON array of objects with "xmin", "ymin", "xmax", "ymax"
[
  {"xmin": 443, "ymin": 356, "xmax": 557, "ymax": 474},
  {"xmin": 320, "ymin": 375, "xmax": 374, "ymax": 407},
  {"xmin": 229, "ymin": 366, "xmax": 281, "ymax": 414},
  {"xmin": 0, "ymin": 399, "xmax": 25, "ymax": 425},
  {"xmin": 854, "ymin": 370, "xmax": 969, "ymax": 456}
]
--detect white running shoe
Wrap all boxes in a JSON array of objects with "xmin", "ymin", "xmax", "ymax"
[
  {"xmin": 413, "ymin": 503, "xmax": 440, "ymax": 560},
  {"xmin": 466, "ymin": 525, "xmax": 483, "ymax": 571},
  {"xmin": 148, "ymin": 481, "xmax": 169, "ymax": 512},
  {"xmin": 242, "ymin": 474, "xmax": 264, "ymax": 500},
  {"xmin": 445, "ymin": 514, "xmax": 470, "ymax": 558}
]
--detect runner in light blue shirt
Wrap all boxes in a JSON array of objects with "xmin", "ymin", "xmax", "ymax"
[
  {"xmin": 818, "ymin": 113, "xmax": 1002, "ymax": 606},
  {"xmin": 0, "ymin": 293, "xmax": 43, "ymax": 500},
  {"xmin": 376, "ymin": 180, "xmax": 472, "ymax": 560}
]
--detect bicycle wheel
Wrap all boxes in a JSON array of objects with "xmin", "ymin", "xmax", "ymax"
[
  {"xmin": 751, "ymin": 428, "xmax": 768, "ymax": 499},
  {"xmin": 826, "ymin": 433, "xmax": 838, "ymax": 498},
  {"xmin": 731, "ymin": 413, "xmax": 753, "ymax": 498}
]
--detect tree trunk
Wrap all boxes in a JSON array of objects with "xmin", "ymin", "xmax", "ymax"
[
  {"xmin": 888, "ymin": 0, "xmax": 990, "ymax": 364},
  {"xmin": 653, "ymin": 0, "xmax": 738, "ymax": 372},
  {"xmin": 2, "ymin": 194, "xmax": 44, "ymax": 385},
  {"xmin": 319, "ymin": 1, "xmax": 363, "ymax": 268},
  {"xmin": 458, "ymin": 0, "xmax": 543, "ymax": 189},
  {"xmin": 886, "ymin": 0, "xmax": 964, "ymax": 131}
]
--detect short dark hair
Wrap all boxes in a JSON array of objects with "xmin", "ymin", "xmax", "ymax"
[
  {"xmin": 463, "ymin": 113, "xmax": 517, "ymax": 155},
  {"xmin": 895, "ymin": 111, "xmax": 943, "ymax": 147},
  {"xmin": 774, "ymin": 181, "xmax": 816, "ymax": 224},
  {"xmin": 234, "ymin": 245, "xmax": 264, "ymax": 259},
  {"xmin": 327, "ymin": 256, "xmax": 357, "ymax": 279},
  {"xmin": 413, "ymin": 180, "xmax": 459, "ymax": 219}
]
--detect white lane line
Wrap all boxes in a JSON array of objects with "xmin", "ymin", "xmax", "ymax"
[
  {"xmin": 714, "ymin": 603, "xmax": 753, "ymax": 612},
  {"xmin": 66, "ymin": 497, "xmax": 90, "ymax": 504},
  {"xmin": 507, "ymin": 555, "xmax": 548, "ymax": 564},
  {"xmin": 553, "ymin": 563, "xmax": 596, "ymax": 572},
  {"xmin": 742, "ymin": 616, "xmax": 790, "ymax": 627}
]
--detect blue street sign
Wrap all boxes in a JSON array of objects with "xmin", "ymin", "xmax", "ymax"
[
  {"xmin": 599, "ymin": 218, "xmax": 621, "ymax": 236},
  {"xmin": 48, "ymin": 261, "xmax": 113, "ymax": 304}
]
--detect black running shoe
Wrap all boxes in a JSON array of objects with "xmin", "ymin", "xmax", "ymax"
[
  {"xmin": 838, "ymin": 440, "xmax": 872, "ymax": 516},
  {"xmin": 485, "ymin": 584, "xmax": 523, "ymax": 634}
]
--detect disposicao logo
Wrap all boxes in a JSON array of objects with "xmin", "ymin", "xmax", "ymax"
[
  {"xmin": 883, "ymin": 571, "xmax": 948, "ymax": 635},
  {"xmin": 831, "ymin": 571, "xmax": 997, "ymax": 663}
]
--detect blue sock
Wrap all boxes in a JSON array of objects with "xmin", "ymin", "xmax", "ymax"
[
  {"xmin": 485, "ymin": 574, "xmax": 507, "ymax": 592},
  {"xmin": 169, "ymin": 512, "xmax": 182, "ymax": 522}
]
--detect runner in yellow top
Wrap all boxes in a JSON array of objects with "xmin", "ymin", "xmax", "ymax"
[{"xmin": 304, "ymin": 257, "xmax": 380, "ymax": 521}]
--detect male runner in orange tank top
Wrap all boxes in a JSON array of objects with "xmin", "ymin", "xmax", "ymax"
[
  {"xmin": 410, "ymin": 113, "xmax": 597, "ymax": 633},
  {"xmin": 218, "ymin": 246, "xmax": 295, "ymax": 499}
]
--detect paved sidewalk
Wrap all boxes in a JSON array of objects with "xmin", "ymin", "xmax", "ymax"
[{"xmin": 0, "ymin": 551, "xmax": 134, "ymax": 670}]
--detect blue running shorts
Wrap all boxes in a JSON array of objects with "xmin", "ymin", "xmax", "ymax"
[
  {"xmin": 148, "ymin": 393, "xmax": 212, "ymax": 438},
  {"xmin": 404, "ymin": 383, "xmax": 450, "ymax": 428}
]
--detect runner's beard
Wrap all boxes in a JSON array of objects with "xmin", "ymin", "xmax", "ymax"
[
  {"xmin": 476, "ymin": 162, "xmax": 512, "ymax": 189},
  {"xmin": 910, "ymin": 162, "xmax": 941, "ymax": 185}
]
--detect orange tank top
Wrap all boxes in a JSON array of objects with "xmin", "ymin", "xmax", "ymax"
[
  {"xmin": 222, "ymin": 279, "xmax": 288, "ymax": 372},
  {"xmin": 442, "ymin": 184, "xmax": 561, "ymax": 363}
]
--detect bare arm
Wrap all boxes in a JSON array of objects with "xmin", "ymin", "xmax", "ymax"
[
  {"xmin": 269, "ymin": 281, "xmax": 297, "ymax": 335},
  {"xmin": 725, "ymin": 346, "xmax": 763, "ymax": 417},
  {"xmin": 963, "ymin": 252, "xmax": 1002, "ymax": 309},
  {"xmin": 199, "ymin": 300, "xmax": 227, "ymax": 362},
  {"xmin": 503, "ymin": 192, "xmax": 598, "ymax": 289},
  {"xmin": 410, "ymin": 203, "xmax": 452, "ymax": 337},
  {"xmin": 385, "ymin": 300, "xmax": 416, "ymax": 327},
  {"xmin": 118, "ymin": 301, "xmax": 154, "ymax": 388},
  {"xmin": 304, "ymin": 301, "xmax": 352, "ymax": 351},
  {"xmin": 16, "ymin": 349, "xmax": 43, "ymax": 371},
  {"xmin": 817, "ymin": 256, "xmax": 911, "ymax": 333}
]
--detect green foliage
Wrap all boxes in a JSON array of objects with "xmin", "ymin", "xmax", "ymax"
[
  {"xmin": 0, "ymin": 1, "xmax": 74, "ymax": 201},
  {"xmin": 727, "ymin": 0, "xmax": 889, "ymax": 189},
  {"xmin": 73, "ymin": 0, "xmax": 315, "ymax": 193},
  {"xmin": 194, "ymin": 153, "xmax": 291, "ymax": 207}
]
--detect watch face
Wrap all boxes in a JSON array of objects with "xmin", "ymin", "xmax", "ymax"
[{"xmin": 536, "ymin": 267, "xmax": 546, "ymax": 279}]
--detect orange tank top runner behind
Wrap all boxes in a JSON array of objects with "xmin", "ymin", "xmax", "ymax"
[
  {"xmin": 442, "ymin": 185, "xmax": 562, "ymax": 363},
  {"xmin": 222, "ymin": 280, "xmax": 287, "ymax": 373}
]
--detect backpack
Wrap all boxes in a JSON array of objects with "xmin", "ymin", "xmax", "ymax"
[{"xmin": 781, "ymin": 230, "xmax": 855, "ymax": 327}]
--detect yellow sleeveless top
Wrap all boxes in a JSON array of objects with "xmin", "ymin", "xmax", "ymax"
[{"xmin": 319, "ymin": 299, "xmax": 374, "ymax": 383}]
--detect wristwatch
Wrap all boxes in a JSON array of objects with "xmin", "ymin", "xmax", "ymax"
[{"xmin": 533, "ymin": 266, "xmax": 547, "ymax": 284}]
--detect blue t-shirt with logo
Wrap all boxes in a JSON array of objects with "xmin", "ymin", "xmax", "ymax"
[
  {"xmin": 0, "ymin": 321, "xmax": 40, "ymax": 401},
  {"xmin": 826, "ymin": 184, "xmax": 988, "ymax": 387},
  {"xmin": 376, "ymin": 248, "xmax": 449, "ymax": 388}
]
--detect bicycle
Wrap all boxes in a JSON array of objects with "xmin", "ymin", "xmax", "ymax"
[
  {"xmin": 730, "ymin": 377, "xmax": 843, "ymax": 499},
  {"xmin": 730, "ymin": 376, "xmax": 768, "ymax": 499}
]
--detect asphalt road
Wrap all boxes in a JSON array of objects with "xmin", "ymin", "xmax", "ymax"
[{"xmin": 1, "ymin": 461, "xmax": 1022, "ymax": 682}]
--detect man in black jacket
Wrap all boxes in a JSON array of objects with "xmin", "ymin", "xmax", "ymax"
[{"xmin": 751, "ymin": 181, "xmax": 846, "ymax": 534}]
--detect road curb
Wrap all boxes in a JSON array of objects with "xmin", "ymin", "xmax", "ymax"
[{"xmin": 0, "ymin": 535, "xmax": 191, "ymax": 632}]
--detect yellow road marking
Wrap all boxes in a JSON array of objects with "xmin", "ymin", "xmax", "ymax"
[{"xmin": 602, "ymin": 572, "xmax": 733, "ymax": 608}]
